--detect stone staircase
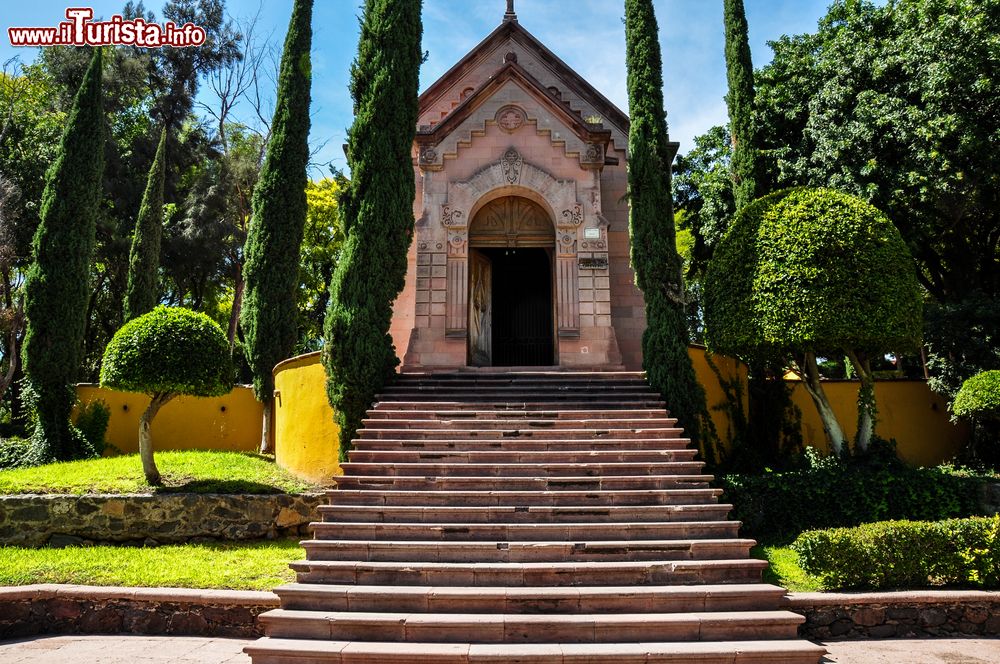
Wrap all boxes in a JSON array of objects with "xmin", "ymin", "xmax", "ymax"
[{"xmin": 245, "ymin": 371, "xmax": 825, "ymax": 663}]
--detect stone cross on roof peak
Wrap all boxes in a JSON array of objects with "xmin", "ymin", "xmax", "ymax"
[{"xmin": 504, "ymin": 0, "xmax": 517, "ymax": 22}]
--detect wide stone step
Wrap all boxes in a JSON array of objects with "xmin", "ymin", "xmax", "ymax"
[
  {"xmin": 310, "ymin": 521, "xmax": 741, "ymax": 542},
  {"xmin": 299, "ymin": 539, "xmax": 756, "ymax": 563},
  {"xmin": 260, "ymin": 609, "xmax": 804, "ymax": 643},
  {"xmin": 317, "ymin": 504, "xmax": 734, "ymax": 524},
  {"xmin": 349, "ymin": 438, "xmax": 694, "ymax": 451},
  {"xmin": 290, "ymin": 558, "xmax": 770, "ymax": 586},
  {"xmin": 385, "ymin": 378, "xmax": 651, "ymax": 389},
  {"xmin": 378, "ymin": 391, "xmax": 661, "ymax": 402},
  {"xmin": 326, "ymin": 488, "xmax": 724, "ymax": 507},
  {"xmin": 332, "ymin": 475, "xmax": 714, "ymax": 492},
  {"xmin": 371, "ymin": 400, "xmax": 668, "ymax": 411},
  {"xmin": 346, "ymin": 449, "xmax": 700, "ymax": 464},
  {"xmin": 365, "ymin": 408, "xmax": 670, "ymax": 420},
  {"xmin": 273, "ymin": 583, "xmax": 788, "ymax": 614},
  {"xmin": 356, "ymin": 427, "xmax": 686, "ymax": 440},
  {"xmin": 360, "ymin": 418, "xmax": 679, "ymax": 431},
  {"xmin": 244, "ymin": 638, "xmax": 826, "ymax": 663},
  {"xmin": 339, "ymin": 462, "xmax": 705, "ymax": 477}
]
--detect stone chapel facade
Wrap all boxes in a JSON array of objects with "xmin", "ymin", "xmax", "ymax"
[{"xmin": 390, "ymin": 8, "xmax": 673, "ymax": 371}]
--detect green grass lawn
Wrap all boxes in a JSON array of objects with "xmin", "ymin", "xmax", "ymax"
[
  {"xmin": 752, "ymin": 543, "xmax": 824, "ymax": 592},
  {"xmin": 0, "ymin": 450, "xmax": 319, "ymax": 495},
  {"xmin": 0, "ymin": 539, "xmax": 302, "ymax": 590}
]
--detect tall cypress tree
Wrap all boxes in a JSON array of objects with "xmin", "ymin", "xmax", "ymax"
[
  {"xmin": 724, "ymin": 0, "xmax": 762, "ymax": 210},
  {"xmin": 22, "ymin": 48, "xmax": 105, "ymax": 461},
  {"xmin": 323, "ymin": 0, "xmax": 423, "ymax": 459},
  {"xmin": 624, "ymin": 0, "xmax": 714, "ymax": 460},
  {"xmin": 240, "ymin": 0, "xmax": 313, "ymax": 454},
  {"xmin": 124, "ymin": 127, "xmax": 167, "ymax": 321}
]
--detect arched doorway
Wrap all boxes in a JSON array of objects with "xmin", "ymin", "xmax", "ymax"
[{"xmin": 468, "ymin": 196, "xmax": 556, "ymax": 367}]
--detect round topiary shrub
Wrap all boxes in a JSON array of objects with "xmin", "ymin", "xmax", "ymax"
[
  {"xmin": 704, "ymin": 187, "xmax": 923, "ymax": 454},
  {"xmin": 953, "ymin": 371, "xmax": 1000, "ymax": 421},
  {"xmin": 101, "ymin": 306, "xmax": 233, "ymax": 485}
]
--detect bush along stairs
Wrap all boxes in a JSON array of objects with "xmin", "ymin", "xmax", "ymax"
[{"xmin": 245, "ymin": 371, "xmax": 825, "ymax": 663}]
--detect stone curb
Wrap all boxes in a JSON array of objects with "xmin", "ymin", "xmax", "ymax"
[{"xmin": 3, "ymin": 585, "xmax": 999, "ymax": 642}]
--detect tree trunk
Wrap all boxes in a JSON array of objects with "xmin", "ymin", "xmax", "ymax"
[
  {"xmin": 259, "ymin": 398, "xmax": 273, "ymax": 455},
  {"xmin": 139, "ymin": 392, "xmax": 175, "ymax": 486},
  {"xmin": 797, "ymin": 351, "xmax": 847, "ymax": 456},
  {"xmin": 846, "ymin": 349, "xmax": 877, "ymax": 453},
  {"xmin": 227, "ymin": 266, "xmax": 245, "ymax": 349}
]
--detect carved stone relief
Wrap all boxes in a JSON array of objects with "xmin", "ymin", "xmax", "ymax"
[
  {"xmin": 501, "ymin": 148, "xmax": 523, "ymax": 185},
  {"xmin": 495, "ymin": 105, "xmax": 527, "ymax": 133}
]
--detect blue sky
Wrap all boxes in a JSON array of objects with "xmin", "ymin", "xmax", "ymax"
[{"xmin": 2, "ymin": 1, "xmax": 842, "ymax": 175}]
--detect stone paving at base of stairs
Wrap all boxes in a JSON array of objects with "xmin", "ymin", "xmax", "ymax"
[{"xmin": 3, "ymin": 635, "xmax": 1000, "ymax": 663}]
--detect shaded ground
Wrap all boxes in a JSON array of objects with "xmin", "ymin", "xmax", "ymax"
[{"xmin": 3, "ymin": 635, "xmax": 1000, "ymax": 663}]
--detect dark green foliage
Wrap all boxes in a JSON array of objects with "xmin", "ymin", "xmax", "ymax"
[
  {"xmin": 74, "ymin": 400, "xmax": 110, "ymax": 456},
  {"xmin": 793, "ymin": 516, "xmax": 1000, "ymax": 590},
  {"xmin": 100, "ymin": 306, "xmax": 233, "ymax": 398},
  {"xmin": 705, "ymin": 187, "xmax": 923, "ymax": 359},
  {"xmin": 723, "ymin": 0, "xmax": 762, "ymax": 210},
  {"xmin": 624, "ymin": 0, "xmax": 712, "ymax": 459},
  {"xmin": 21, "ymin": 48, "xmax": 105, "ymax": 462},
  {"xmin": 925, "ymin": 293, "xmax": 1000, "ymax": 402},
  {"xmin": 720, "ymin": 452, "xmax": 983, "ymax": 541},
  {"xmin": 124, "ymin": 127, "xmax": 167, "ymax": 321},
  {"xmin": 0, "ymin": 437, "xmax": 32, "ymax": 470},
  {"xmin": 240, "ymin": 0, "xmax": 313, "ymax": 403},
  {"xmin": 323, "ymin": 0, "xmax": 422, "ymax": 459},
  {"xmin": 954, "ymin": 371, "xmax": 1000, "ymax": 421}
]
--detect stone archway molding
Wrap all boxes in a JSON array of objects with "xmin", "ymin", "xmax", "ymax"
[{"xmin": 441, "ymin": 149, "xmax": 581, "ymax": 338}]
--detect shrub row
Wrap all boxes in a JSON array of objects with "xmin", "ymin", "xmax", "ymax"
[
  {"xmin": 719, "ymin": 459, "xmax": 984, "ymax": 540},
  {"xmin": 793, "ymin": 516, "xmax": 1000, "ymax": 590}
]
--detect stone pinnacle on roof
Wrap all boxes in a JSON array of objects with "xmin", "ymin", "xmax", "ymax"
[{"xmin": 504, "ymin": 0, "xmax": 517, "ymax": 22}]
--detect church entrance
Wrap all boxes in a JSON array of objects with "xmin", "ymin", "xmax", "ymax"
[{"xmin": 468, "ymin": 197, "xmax": 556, "ymax": 367}]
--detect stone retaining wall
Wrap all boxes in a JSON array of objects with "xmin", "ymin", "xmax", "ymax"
[
  {"xmin": 0, "ymin": 585, "xmax": 279, "ymax": 640},
  {"xmin": 786, "ymin": 591, "xmax": 1000, "ymax": 640},
  {"xmin": 0, "ymin": 493, "xmax": 325, "ymax": 547}
]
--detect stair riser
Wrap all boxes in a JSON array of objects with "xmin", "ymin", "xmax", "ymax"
[
  {"xmin": 291, "ymin": 563, "xmax": 767, "ymax": 587},
  {"xmin": 350, "ymin": 439, "xmax": 692, "ymax": 451},
  {"xmin": 310, "ymin": 523, "xmax": 741, "ymax": 541},
  {"xmin": 372, "ymin": 401, "xmax": 667, "ymax": 411},
  {"xmin": 326, "ymin": 489, "xmax": 723, "ymax": 507},
  {"xmin": 356, "ymin": 429, "xmax": 685, "ymax": 440},
  {"xmin": 261, "ymin": 615, "xmax": 801, "ymax": 644},
  {"xmin": 346, "ymin": 451, "xmax": 699, "ymax": 464},
  {"xmin": 360, "ymin": 419, "xmax": 678, "ymax": 430},
  {"xmin": 339, "ymin": 463, "xmax": 705, "ymax": 477},
  {"xmin": 366, "ymin": 410, "xmax": 670, "ymax": 420},
  {"xmin": 378, "ymin": 392, "xmax": 661, "ymax": 402},
  {"xmin": 277, "ymin": 591, "xmax": 783, "ymax": 614},
  {"xmin": 333, "ymin": 477, "xmax": 712, "ymax": 491},
  {"xmin": 317, "ymin": 506, "xmax": 732, "ymax": 524},
  {"xmin": 300, "ymin": 541, "xmax": 754, "ymax": 563}
]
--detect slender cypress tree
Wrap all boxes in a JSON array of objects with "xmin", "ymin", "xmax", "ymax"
[
  {"xmin": 22, "ymin": 48, "xmax": 105, "ymax": 462},
  {"xmin": 724, "ymin": 0, "xmax": 762, "ymax": 210},
  {"xmin": 323, "ymin": 0, "xmax": 423, "ymax": 459},
  {"xmin": 624, "ymin": 0, "xmax": 714, "ymax": 460},
  {"xmin": 124, "ymin": 127, "xmax": 167, "ymax": 321},
  {"xmin": 240, "ymin": 0, "xmax": 313, "ymax": 454}
]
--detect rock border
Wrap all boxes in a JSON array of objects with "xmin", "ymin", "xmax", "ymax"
[
  {"xmin": 3, "ymin": 585, "xmax": 999, "ymax": 641},
  {"xmin": 785, "ymin": 590, "xmax": 1000, "ymax": 639}
]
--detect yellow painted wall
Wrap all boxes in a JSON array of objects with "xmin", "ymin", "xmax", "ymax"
[
  {"xmin": 688, "ymin": 346, "xmax": 748, "ymax": 453},
  {"xmin": 272, "ymin": 352, "xmax": 342, "ymax": 484},
  {"xmin": 75, "ymin": 384, "xmax": 263, "ymax": 454},
  {"xmin": 788, "ymin": 379, "xmax": 968, "ymax": 467}
]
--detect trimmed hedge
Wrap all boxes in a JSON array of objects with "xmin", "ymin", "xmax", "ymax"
[
  {"xmin": 954, "ymin": 370, "xmax": 1000, "ymax": 420},
  {"xmin": 793, "ymin": 516, "xmax": 1000, "ymax": 590},
  {"xmin": 720, "ymin": 456, "xmax": 983, "ymax": 541}
]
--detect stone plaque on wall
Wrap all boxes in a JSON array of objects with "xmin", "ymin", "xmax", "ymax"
[{"xmin": 578, "ymin": 256, "xmax": 609, "ymax": 270}]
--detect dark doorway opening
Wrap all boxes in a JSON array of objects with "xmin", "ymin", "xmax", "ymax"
[{"xmin": 483, "ymin": 247, "xmax": 554, "ymax": 366}]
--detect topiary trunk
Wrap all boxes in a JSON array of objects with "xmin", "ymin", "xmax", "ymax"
[
  {"xmin": 124, "ymin": 127, "xmax": 167, "ymax": 322},
  {"xmin": 139, "ymin": 391, "xmax": 175, "ymax": 485},
  {"xmin": 798, "ymin": 351, "xmax": 847, "ymax": 456},
  {"xmin": 240, "ymin": 0, "xmax": 313, "ymax": 454},
  {"xmin": 624, "ymin": 0, "xmax": 714, "ymax": 461},
  {"xmin": 323, "ymin": 0, "xmax": 423, "ymax": 461},
  {"xmin": 21, "ymin": 48, "xmax": 105, "ymax": 462},
  {"xmin": 846, "ymin": 349, "xmax": 877, "ymax": 453}
]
